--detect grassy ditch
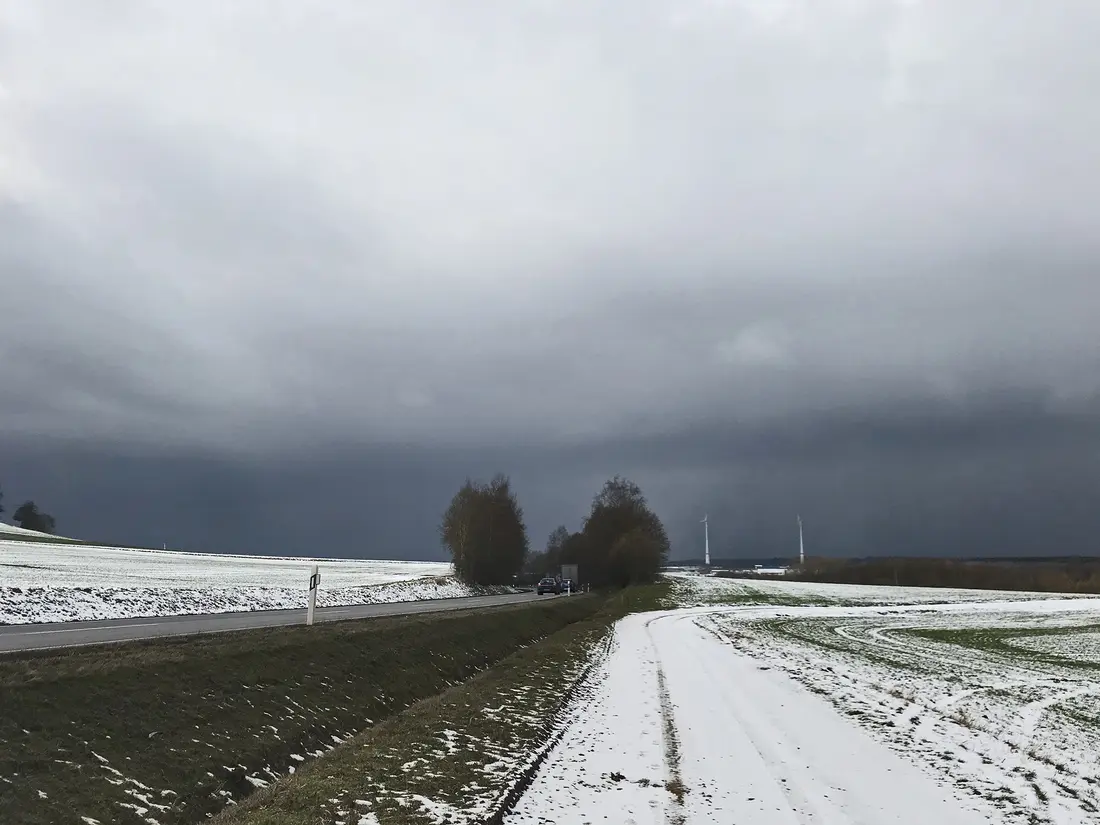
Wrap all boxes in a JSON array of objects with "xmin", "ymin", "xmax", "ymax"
[
  {"xmin": 0, "ymin": 595, "xmax": 602, "ymax": 825},
  {"xmin": 215, "ymin": 583, "xmax": 669, "ymax": 825}
]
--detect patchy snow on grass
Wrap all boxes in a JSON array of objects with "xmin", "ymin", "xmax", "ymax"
[
  {"xmin": 334, "ymin": 628, "xmax": 613, "ymax": 825},
  {"xmin": 1006, "ymin": 630, "xmax": 1100, "ymax": 664},
  {"xmin": 0, "ymin": 540, "xmax": 483, "ymax": 624},
  {"xmin": 665, "ymin": 569, "xmax": 1100, "ymax": 608}
]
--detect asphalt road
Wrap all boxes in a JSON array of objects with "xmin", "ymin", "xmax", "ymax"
[{"xmin": 0, "ymin": 590, "xmax": 551, "ymax": 653}]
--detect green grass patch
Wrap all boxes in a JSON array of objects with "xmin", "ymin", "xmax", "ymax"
[
  {"xmin": 0, "ymin": 596, "xmax": 602, "ymax": 825},
  {"xmin": 756, "ymin": 618, "xmax": 931, "ymax": 673},
  {"xmin": 214, "ymin": 584, "xmax": 667, "ymax": 825},
  {"xmin": 904, "ymin": 624, "xmax": 1100, "ymax": 672},
  {"xmin": 662, "ymin": 580, "xmax": 836, "ymax": 609},
  {"xmin": 1054, "ymin": 706, "xmax": 1100, "ymax": 730}
]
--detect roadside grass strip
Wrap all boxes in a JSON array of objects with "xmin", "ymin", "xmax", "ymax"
[
  {"xmin": 0, "ymin": 596, "xmax": 601, "ymax": 825},
  {"xmin": 214, "ymin": 586, "xmax": 668, "ymax": 825}
]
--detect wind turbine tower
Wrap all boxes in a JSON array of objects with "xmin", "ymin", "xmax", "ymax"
[
  {"xmin": 798, "ymin": 515, "xmax": 805, "ymax": 566},
  {"xmin": 701, "ymin": 514, "xmax": 710, "ymax": 567}
]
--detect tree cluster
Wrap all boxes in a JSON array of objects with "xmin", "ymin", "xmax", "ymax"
[
  {"xmin": 441, "ymin": 473, "xmax": 669, "ymax": 588},
  {"xmin": 790, "ymin": 556, "xmax": 1100, "ymax": 595},
  {"xmin": 439, "ymin": 474, "xmax": 529, "ymax": 585},
  {"xmin": 0, "ymin": 484, "xmax": 57, "ymax": 534}
]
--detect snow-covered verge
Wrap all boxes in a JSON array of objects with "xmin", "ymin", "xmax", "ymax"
[
  {"xmin": 505, "ymin": 577, "xmax": 1100, "ymax": 824},
  {"xmin": 0, "ymin": 539, "xmax": 472, "ymax": 623},
  {"xmin": 329, "ymin": 631, "xmax": 612, "ymax": 825},
  {"xmin": 1, "ymin": 596, "xmax": 604, "ymax": 825},
  {"xmin": 0, "ymin": 576, "xmax": 514, "ymax": 624},
  {"xmin": 205, "ymin": 595, "xmax": 618, "ymax": 825}
]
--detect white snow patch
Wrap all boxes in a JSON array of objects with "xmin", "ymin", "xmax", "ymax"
[{"xmin": 405, "ymin": 794, "xmax": 465, "ymax": 824}]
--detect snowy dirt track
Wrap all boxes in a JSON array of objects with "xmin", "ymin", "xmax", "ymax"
[
  {"xmin": 508, "ymin": 606, "xmax": 993, "ymax": 825},
  {"xmin": 507, "ymin": 577, "xmax": 1100, "ymax": 825}
]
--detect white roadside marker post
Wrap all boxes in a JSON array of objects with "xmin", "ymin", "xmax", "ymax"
[{"xmin": 307, "ymin": 565, "xmax": 320, "ymax": 626}]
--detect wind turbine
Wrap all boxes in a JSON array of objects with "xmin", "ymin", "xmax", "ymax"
[
  {"xmin": 701, "ymin": 514, "xmax": 710, "ymax": 567},
  {"xmin": 798, "ymin": 514, "xmax": 805, "ymax": 566}
]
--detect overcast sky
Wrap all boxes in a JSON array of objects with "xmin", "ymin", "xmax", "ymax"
[{"xmin": 2, "ymin": 1, "xmax": 1098, "ymax": 560}]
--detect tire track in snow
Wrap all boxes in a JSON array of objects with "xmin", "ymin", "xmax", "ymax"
[
  {"xmin": 645, "ymin": 616, "xmax": 687, "ymax": 825},
  {"xmin": 678, "ymin": 614, "xmax": 996, "ymax": 824},
  {"xmin": 684, "ymin": 617, "xmax": 855, "ymax": 824},
  {"xmin": 1012, "ymin": 686, "xmax": 1098, "ymax": 745},
  {"xmin": 855, "ymin": 625, "xmax": 1100, "ymax": 744}
]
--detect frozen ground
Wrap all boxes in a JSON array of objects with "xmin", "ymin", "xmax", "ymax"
[
  {"xmin": 0, "ymin": 539, "xmax": 466, "ymax": 624},
  {"xmin": 669, "ymin": 570, "xmax": 1097, "ymax": 607},
  {"xmin": 508, "ymin": 575, "xmax": 1100, "ymax": 825},
  {"xmin": 0, "ymin": 521, "xmax": 72, "ymax": 540}
]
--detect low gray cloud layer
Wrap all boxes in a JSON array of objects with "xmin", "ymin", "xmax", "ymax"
[{"xmin": 2, "ymin": 2, "xmax": 1098, "ymax": 557}]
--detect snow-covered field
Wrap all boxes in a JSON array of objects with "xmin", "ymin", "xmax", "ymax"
[
  {"xmin": 0, "ymin": 520, "xmax": 71, "ymax": 540},
  {"xmin": 671, "ymin": 571, "xmax": 1099, "ymax": 608},
  {"xmin": 0, "ymin": 539, "xmax": 466, "ymax": 624},
  {"xmin": 509, "ymin": 575, "xmax": 1100, "ymax": 824}
]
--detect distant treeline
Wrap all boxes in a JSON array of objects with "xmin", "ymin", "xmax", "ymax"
[
  {"xmin": 673, "ymin": 557, "xmax": 791, "ymax": 569},
  {"xmin": 440, "ymin": 474, "xmax": 670, "ymax": 589},
  {"xmin": 711, "ymin": 569, "xmax": 789, "ymax": 581},
  {"xmin": 788, "ymin": 556, "xmax": 1100, "ymax": 594},
  {"xmin": 0, "ymin": 483, "xmax": 56, "ymax": 534}
]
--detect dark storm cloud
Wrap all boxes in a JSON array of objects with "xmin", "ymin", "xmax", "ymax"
[
  {"xmin": 4, "ymin": 391, "xmax": 1097, "ymax": 560},
  {"xmin": 2, "ymin": 1, "xmax": 1099, "ymax": 557}
]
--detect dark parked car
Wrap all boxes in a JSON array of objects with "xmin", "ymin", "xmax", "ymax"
[
  {"xmin": 537, "ymin": 577, "xmax": 559, "ymax": 595},
  {"xmin": 560, "ymin": 578, "xmax": 574, "ymax": 593}
]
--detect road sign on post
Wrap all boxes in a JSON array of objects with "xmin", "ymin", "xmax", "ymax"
[{"xmin": 307, "ymin": 565, "xmax": 320, "ymax": 626}]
